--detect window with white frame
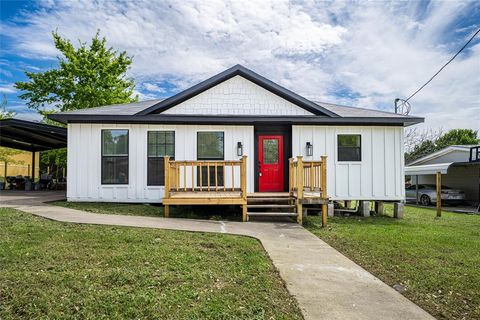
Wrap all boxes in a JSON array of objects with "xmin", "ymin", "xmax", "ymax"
[
  {"xmin": 337, "ymin": 134, "xmax": 361, "ymax": 161},
  {"xmin": 197, "ymin": 132, "xmax": 224, "ymax": 186},
  {"xmin": 102, "ymin": 129, "xmax": 129, "ymax": 184},
  {"xmin": 147, "ymin": 131, "xmax": 175, "ymax": 186}
]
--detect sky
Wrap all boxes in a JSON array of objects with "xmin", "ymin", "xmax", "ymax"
[{"xmin": 0, "ymin": 0, "xmax": 479, "ymax": 130}]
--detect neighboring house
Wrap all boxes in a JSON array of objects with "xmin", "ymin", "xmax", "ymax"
[
  {"xmin": 49, "ymin": 65, "xmax": 423, "ymax": 206},
  {"xmin": 405, "ymin": 145, "xmax": 480, "ymax": 204}
]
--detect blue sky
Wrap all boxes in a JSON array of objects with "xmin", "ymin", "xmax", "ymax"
[{"xmin": 1, "ymin": 0, "xmax": 479, "ymax": 130}]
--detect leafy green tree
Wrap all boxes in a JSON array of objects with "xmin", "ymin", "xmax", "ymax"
[
  {"xmin": 405, "ymin": 140, "xmax": 436, "ymax": 164},
  {"xmin": 406, "ymin": 129, "xmax": 479, "ymax": 164},
  {"xmin": 435, "ymin": 129, "xmax": 479, "ymax": 150},
  {"xmin": 15, "ymin": 30, "xmax": 137, "ymax": 116},
  {"xmin": 15, "ymin": 30, "xmax": 137, "ymax": 175}
]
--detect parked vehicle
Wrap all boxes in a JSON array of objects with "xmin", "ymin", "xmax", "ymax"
[{"xmin": 405, "ymin": 184, "xmax": 466, "ymax": 205}]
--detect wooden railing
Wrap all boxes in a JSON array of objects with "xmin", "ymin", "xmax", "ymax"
[
  {"xmin": 289, "ymin": 156, "xmax": 328, "ymax": 225},
  {"xmin": 163, "ymin": 156, "xmax": 248, "ymax": 221}
]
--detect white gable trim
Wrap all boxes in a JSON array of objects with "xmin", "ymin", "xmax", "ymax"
[{"xmin": 162, "ymin": 76, "xmax": 314, "ymax": 116}]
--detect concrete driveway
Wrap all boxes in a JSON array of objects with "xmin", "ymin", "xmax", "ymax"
[{"xmin": 0, "ymin": 191, "xmax": 434, "ymax": 320}]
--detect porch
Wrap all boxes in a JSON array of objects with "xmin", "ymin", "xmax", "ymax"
[{"xmin": 162, "ymin": 155, "xmax": 329, "ymax": 225}]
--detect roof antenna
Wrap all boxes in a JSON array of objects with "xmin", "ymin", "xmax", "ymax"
[{"xmin": 394, "ymin": 98, "xmax": 411, "ymax": 115}]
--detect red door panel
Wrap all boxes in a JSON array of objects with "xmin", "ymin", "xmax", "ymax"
[{"xmin": 258, "ymin": 135, "xmax": 284, "ymax": 192}]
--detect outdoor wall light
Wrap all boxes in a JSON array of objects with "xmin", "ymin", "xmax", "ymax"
[
  {"xmin": 237, "ymin": 142, "xmax": 243, "ymax": 156},
  {"xmin": 306, "ymin": 142, "xmax": 313, "ymax": 156}
]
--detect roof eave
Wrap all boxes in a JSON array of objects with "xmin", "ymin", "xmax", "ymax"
[{"xmin": 48, "ymin": 114, "xmax": 424, "ymax": 126}]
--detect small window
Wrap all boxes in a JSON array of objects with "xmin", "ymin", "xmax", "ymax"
[
  {"xmin": 197, "ymin": 132, "xmax": 224, "ymax": 159},
  {"xmin": 197, "ymin": 132, "xmax": 224, "ymax": 186},
  {"xmin": 147, "ymin": 131, "xmax": 175, "ymax": 186},
  {"xmin": 338, "ymin": 134, "xmax": 361, "ymax": 161},
  {"xmin": 263, "ymin": 139, "xmax": 279, "ymax": 164},
  {"xmin": 102, "ymin": 129, "xmax": 129, "ymax": 184}
]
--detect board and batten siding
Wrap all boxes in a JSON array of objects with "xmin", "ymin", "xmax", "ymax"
[
  {"xmin": 292, "ymin": 126, "xmax": 405, "ymax": 201},
  {"xmin": 67, "ymin": 123, "xmax": 255, "ymax": 202}
]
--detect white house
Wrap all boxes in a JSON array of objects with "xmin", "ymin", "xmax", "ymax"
[{"xmin": 50, "ymin": 65, "xmax": 423, "ymax": 218}]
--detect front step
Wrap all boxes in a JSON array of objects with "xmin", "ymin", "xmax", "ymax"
[
  {"xmin": 247, "ymin": 204, "xmax": 294, "ymax": 208},
  {"xmin": 247, "ymin": 212, "xmax": 298, "ymax": 217}
]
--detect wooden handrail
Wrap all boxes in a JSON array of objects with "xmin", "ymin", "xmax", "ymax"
[
  {"xmin": 289, "ymin": 156, "xmax": 328, "ymax": 199},
  {"xmin": 163, "ymin": 156, "xmax": 247, "ymax": 197}
]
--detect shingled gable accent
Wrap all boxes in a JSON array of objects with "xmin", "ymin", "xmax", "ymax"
[{"xmin": 136, "ymin": 64, "xmax": 339, "ymax": 117}]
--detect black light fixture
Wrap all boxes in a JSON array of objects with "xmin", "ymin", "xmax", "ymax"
[
  {"xmin": 306, "ymin": 142, "xmax": 313, "ymax": 156},
  {"xmin": 237, "ymin": 142, "xmax": 243, "ymax": 156}
]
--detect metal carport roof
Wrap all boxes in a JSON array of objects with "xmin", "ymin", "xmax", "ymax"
[
  {"xmin": 405, "ymin": 161, "xmax": 480, "ymax": 175},
  {"xmin": 0, "ymin": 119, "xmax": 67, "ymax": 152}
]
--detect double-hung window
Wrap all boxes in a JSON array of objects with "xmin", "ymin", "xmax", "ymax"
[
  {"xmin": 337, "ymin": 134, "xmax": 361, "ymax": 161},
  {"xmin": 197, "ymin": 132, "xmax": 224, "ymax": 186},
  {"xmin": 147, "ymin": 131, "xmax": 175, "ymax": 186},
  {"xmin": 102, "ymin": 129, "xmax": 129, "ymax": 184}
]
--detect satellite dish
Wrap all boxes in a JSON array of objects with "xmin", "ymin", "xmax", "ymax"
[{"xmin": 394, "ymin": 98, "xmax": 411, "ymax": 115}]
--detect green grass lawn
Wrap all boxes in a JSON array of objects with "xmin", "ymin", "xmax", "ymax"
[
  {"xmin": 52, "ymin": 200, "xmax": 242, "ymax": 221},
  {"xmin": 0, "ymin": 208, "xmax": 302, "ymax": 319},
  {"xmin": 304, "ymin": 205, "xmax": 480, "ymax": 320}
]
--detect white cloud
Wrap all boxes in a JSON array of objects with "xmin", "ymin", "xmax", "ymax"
[
  {"xmin": 142, "ymin": 82, "xmax": 166, "ymax": 93},
  {"xmin": 1, "ymin": 0, "xmax": 479, "ymax": 130},
  {"xmin": 0, "ymin": 83, "xmax": 17, "ymax": 94}
]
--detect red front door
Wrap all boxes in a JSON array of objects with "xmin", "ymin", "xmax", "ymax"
[{"xmin": 258, "ymin": 135, "xmax": 284, "ymax": 192}]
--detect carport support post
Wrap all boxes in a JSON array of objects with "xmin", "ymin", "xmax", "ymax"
[
  {"xmin": 436, "ymin": 171, "xmax": 441, "ymax": 217},
  {"xmin": 31, "ymin": 151, "xmax": 35, "ymax": 182},
  {"xmin": 415, "ymin": 175, "xmax": 419, "ymax": 205}
]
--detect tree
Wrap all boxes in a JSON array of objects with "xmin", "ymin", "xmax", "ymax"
[
  {"xmin": 405, "ymin": 128, "xmax": 479, "ymax": 164},
  {"xmin": 435, "ymin": 129, "xmax": 479, "ymax": 150},
  {"xmin": 15, "ymin": 30, "xmax": 138, "ymax": 177},
  {"xmin": 15, "ymin": 30, "xmax": 137, "ymax": 116}
]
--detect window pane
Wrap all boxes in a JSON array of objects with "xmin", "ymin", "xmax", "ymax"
[
  {"xmin": 148, "ymin": 131, "xmax": 175, "ymax": 157},
  {"xmin": 197, "ymin": 132, "xmax": 224, "ymax": 160},
  {"xmin": 102, "ymin": 130, "xmax": 128, "ymax": 155},
  {"xmin": 102, "ymin": 156, "xmax": 128, "ymax": 184},
  {"xmin": 263, "ymin": 139, "xmax": 278, "ymax": 164},
  {"xmin": 165, "ymin": 132, "xmax": 174, "ymax": 144},
  {"xmin": 147, "ymin": 157, "xmax": 164, "ymax": 186},
  {"xmin": 338, "ymin": 134, "xmax": 360, "ymax": 147},
  {"xmin": 338, "ymin": 147, "xmax": 361, "ymax": 161}
]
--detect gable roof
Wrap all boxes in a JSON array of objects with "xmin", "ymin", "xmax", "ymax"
[
  {"xmin": 137, "ymin": 65, "xmax": 339, "ymax": 117},
  {"xmin": 48, "ymin": 64, "xmax": 424, "ymax": 127},
  {"xmin": 407, "ymin": 145, "xmax": 476, "ymax": 166}
]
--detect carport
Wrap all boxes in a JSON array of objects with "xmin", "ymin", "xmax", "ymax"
[
  {"xmin": 405, "ymin": 160, "xmax": 480, "ymax": 214},
  {"xmin": 0, "ymin": 119, "xmax": 67, "ymax": 182}
]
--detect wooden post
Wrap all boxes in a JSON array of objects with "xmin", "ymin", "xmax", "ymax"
[
  {"xmin": 289, "ymin": 158, "xmax": 294, "ymax": 196},
  {"xmin": 163, "ymin": 156, "xmax": 170, "ymax": 218},
  {"xmin": 240, "ymin": 156, "xmax": 248, "ymax": 222},
  {"xmin": 436, "ymin": 171, "xmax": 441, "ymax": 217},
  {"xmin": 31, "ymin": 151, "xmax": 36, "ymax": 181},
  {"xmin": 321, "ymin": 156, "xmax": 328, "ymax": 227},
  {"xmin": 296, "ymin": 156, "xmax": 304, "ymax": 224},
  {"xmin": 415, "ymin": 175, "xmax": 419, "ymax": 205}
]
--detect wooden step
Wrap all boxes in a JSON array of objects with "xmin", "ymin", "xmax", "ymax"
[
  {"xmin": 247, "ymin": 197, "xmax": 293, "ymax": 202},
  {"xmin": 247, "ymin": 204, "xmax": 294, "ymax": 208},
  {"xmin": 247, "ymin": 212, "xmax": 297, "ymax": 217},
  {"xmin": 247, "ymin": 192, "xmax": 290, "ymax": 198}
]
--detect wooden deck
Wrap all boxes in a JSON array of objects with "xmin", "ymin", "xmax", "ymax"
[{"xmin": 162, "ymin": 155, "xmax": 329, "ymax": 225}]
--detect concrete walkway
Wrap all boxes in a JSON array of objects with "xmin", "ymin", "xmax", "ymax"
[{"xmin": 1, "ymin": 191, "xmax": 434, "ymax": 320}]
